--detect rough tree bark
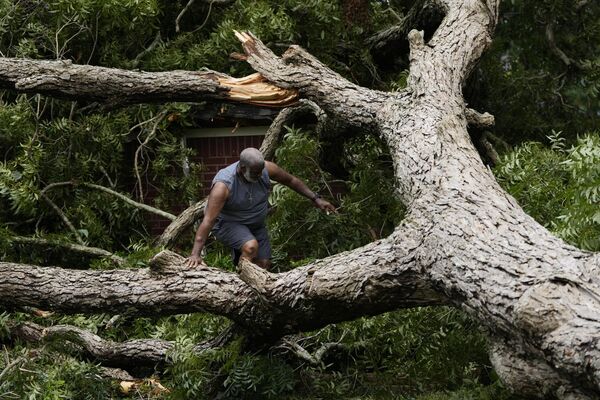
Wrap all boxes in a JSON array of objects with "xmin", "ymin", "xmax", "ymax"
[
  {"xmin": 1, "ymin": 0, "xmax": 599, "ymax": 398},
  {"xmin": 0, "ymin": 61, "xmax": 298, "ymax": 107}
]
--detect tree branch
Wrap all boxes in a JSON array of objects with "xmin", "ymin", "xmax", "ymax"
[
  {"xmin": 476, "ymin": 131, "xmax": 500, "ymax": 166},
  {"xmin": 545, "ymin": 22, "xmax": 588, "ymax": 71},
  {"xmin": 155, "ymin": 199, "xmax": 207, "ymax": 248},
  {"xmin": 366, "ymin": 0, "xmax": 445, "ymax": 52},
  {"xmin": 85, "ymin": 182, "xmax": 175, "ymax": 220},
  {"xmin": 1, "ymin": 227, "xmax": 448, "ymax": 340},
  {"xmin": 11, "ymin": 321, "xmax": 172, "ymax": 367},
  {"xmin": 279, "ymin": 337, "xmax": 346, "ymax": 366},
  {"xmin": 10, "ymin": 236, "xmax": 125, "ymax": 266},
  {"xmin": 42, "ymin": 181, "xmax": 176, "ymax": 221},
  {"xmin": 234, "ymin": 31, "xmax": 387, "ymax": 130},
  {"xmin": 0, "ymin": 59, "xmax": 298, "ymax": 107},
  {"xmin": 39, "ymin": 192, "xmax": 84, "ymax": 245},
  {"xmin": 465, "ymin": 108, "xmax": 495, "ymax": 128},
  {"xmin": 259, "ymin": 99, "xmax": 326, "ymax": 160},
  {"xmin": 131, "ymin": 31, "xmax": 162, "ymax": 68},
  {"xmin": 2, "ymin": 2, "xmax": 600, "ymax": 393},
  {"xmin": 175, "ymin": 0, "xmax": 197, "ymax": 33}
]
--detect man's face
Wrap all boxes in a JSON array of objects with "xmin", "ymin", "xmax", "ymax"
[{"xmin": 241, "ymin": 164, "xmax": 263, "ymax": 183}]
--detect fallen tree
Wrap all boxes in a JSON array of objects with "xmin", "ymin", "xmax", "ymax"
[{"xmin": 1, "ymin": 0, "xmax": 599, "ymax": 398}]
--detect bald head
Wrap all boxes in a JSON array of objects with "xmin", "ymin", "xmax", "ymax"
[
  {"xmin": 238, "ymin": 148, "xmax": 265, "ymax": 183},
  {"xmin": 239, "ymin": 147, "xmax": 265, "ymax": 169}
]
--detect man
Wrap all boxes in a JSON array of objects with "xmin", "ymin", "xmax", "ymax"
[{"xmin": 185, "ymin": 147, "xmax": 336, "ymax": 270}]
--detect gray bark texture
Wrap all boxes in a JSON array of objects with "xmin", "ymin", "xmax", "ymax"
[
  {"xmin": 0, "ymin": 0, "xmax": 599, "ymax": 397},
  {"xmin": 0, "ymin": 60, "xmax": 297, "ymax": 107}
]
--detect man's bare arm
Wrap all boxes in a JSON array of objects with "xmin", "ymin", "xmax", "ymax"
[
  {"xmin": 265, "ymin": 161, "xmax": 336, "ymax": 212},
  {"xmin": 185, "ymin": 182, "xmax": 229, "ymax": 268}
]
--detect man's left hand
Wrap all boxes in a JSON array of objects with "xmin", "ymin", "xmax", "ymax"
[{"xmin": 314, "ymin": 198, "xmax": 337, "ymax": 214}]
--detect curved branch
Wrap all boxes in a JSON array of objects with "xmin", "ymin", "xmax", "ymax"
[
  {"xmin": 280, "ymin": 337, "xmax": 345, "ymax": 366},
  {"xmin": 39, "ymin": 192, "xmax": 84, "ymax": 244},
  {"xmin": 42, "ymin": 181, "xmax": 176, "ymax": 221},
  {"xmin": 175, "ymin": 0, "xmax": 197, "ymax": 33},
  {"xmin": 84, "ymin": 182, "xmax": 175, "ymax": 220},
  {"xmin": 11, "ymin": 236, "xmax": 125, "ymax": 266},
  {"xmin": 234, "ymin": 31, "xmax": 388, "ymax": 130},
  {"xmin": 259, "ymin": 99, "xmax": 326, "ymax": 160},
  {"xmin": 155, "ymin": 199, "xmax": 206, "ymax": 248},
  {"xmin": 545, "ymin": 22, "xmax": 588, "ymax": 71},
  {"xmin": 411, "ymin": 0, "xmax": 499, "ymax": 94},
  {"xmin": 131, "ymin": 31, "xmax": 162, "ymax": 68},
  {"xmin": 10, "ymin": 320, "xmax": 237, "ymax": 368},
  {"xmin": 12, "ymin": 321, "xmax": 172, "ymax": 367},
  {"xmin": 366, "ymin": 0, "xmax": 445, "ymax": 52}
]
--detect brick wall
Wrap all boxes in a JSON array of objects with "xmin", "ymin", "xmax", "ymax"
[{"xmin": 188, "ymin": 135, "xmax": 265, "ymax": 197}]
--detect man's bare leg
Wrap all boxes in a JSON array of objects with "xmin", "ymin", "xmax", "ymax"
[
  {"xmin": 240, "ymin": 239, "xmax": 258, "ymax": 261},
  {"xmin": 255, "ymin": 259, "xmax": 271, "ymax": 270},
  {"xmin": 239, "ymin": 240, "xmax": 271, "ymax": 270}
]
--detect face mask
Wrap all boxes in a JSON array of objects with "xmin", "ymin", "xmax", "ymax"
[{"xmin": 243, "ymin": 169, "xmax": 259, "ymax": 183}]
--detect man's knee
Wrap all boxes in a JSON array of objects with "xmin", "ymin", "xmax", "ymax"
[
  {"xmin": 255, "ymin": 259, "xmax": 271, "ymax": 270},
  {"xmin": 240, "ymin": 239, "xmax": 259, "ymax": 257}
]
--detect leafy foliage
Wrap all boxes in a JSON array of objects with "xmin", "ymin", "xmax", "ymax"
[
  {"xmin": 0, "ymin": 345, "xmax": 116, "ymax": 399},
  {"xmin": 472, "ymin": 0, "xmax": 600, "ymax": 142},
  {"xmin": 495, "ymin": 131, "xmax": 600, "ymax": 251},
  {"xmin": 268, "ymin": 127, "xmax": 404, "ymax": 265}
]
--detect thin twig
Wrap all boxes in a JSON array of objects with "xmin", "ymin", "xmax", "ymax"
[
  {"xmin": 175, "ymin": 0, "xmax": 197, "ymax": 33},
  {"xmin": 11, "ymin": 236, "xmax": 125, "ymax": 266},
  {"xmin": 190, "ymin": 0, "xmax": 214, "ymax": 34},
  {"xmin": 42, "ymin": 181, "xmax": 176, "ymax": 221},
  {"xmin": 85, "ymin": 12, "xmax": 100, "ymax": 65},
  {"xmin": 39, "ymin": 192, "xmax": 84, "ymax": 244},
  {"xmin": 84, "ymin": 182, "xmax": 176, "ymax": 220},
  {"xmin": 134, "ymin": 109, "xmax": 168, "ymax": 202},
  {"xmin": 132, "ymin": 31, "xmax": 162, "ymax": 68},
  {"xmin": 0, "ymin": 356, "xmax": 26, "ymax": 382}
]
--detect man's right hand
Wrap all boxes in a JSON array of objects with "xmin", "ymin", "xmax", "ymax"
[{"xmin": 185, "ymin": 254, "xmax": 204, "ymax": 268}]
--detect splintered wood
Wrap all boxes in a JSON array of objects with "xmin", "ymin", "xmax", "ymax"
[{"xmin": 218, "ymin": 73, "xmax": 298, "ymax": 107}]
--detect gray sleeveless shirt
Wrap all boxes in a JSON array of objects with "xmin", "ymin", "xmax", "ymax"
[{"xmin": 211, "ymin": 161, "xmax": 270, "ymax": 226}]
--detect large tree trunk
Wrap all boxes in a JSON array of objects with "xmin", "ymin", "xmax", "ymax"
[{"xmin": 1, "ymin": 0, "xmax": 599, "ymax": 397}]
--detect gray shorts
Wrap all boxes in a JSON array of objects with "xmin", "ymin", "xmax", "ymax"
[{"xmin": 212, "ymin": 220, "xmax": 271, "ymax": 261}]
